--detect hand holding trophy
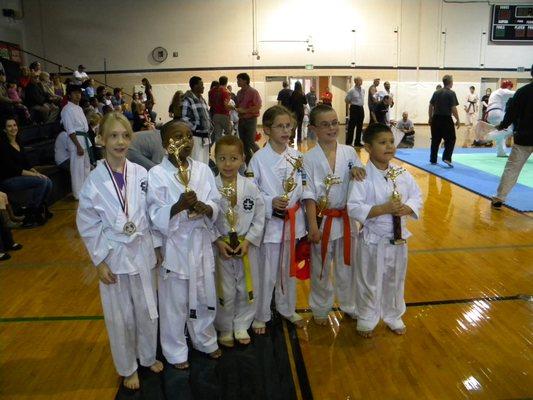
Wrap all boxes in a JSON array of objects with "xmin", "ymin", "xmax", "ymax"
[
  {"xmin": 316, "ymin": 174, "xmax": 342, "ymax": 227},
  {"xmin": 386, "ymin": 166, "xmax": 406, "ymax": 244},
  {"xmin": 273, "ymin": 155, "xmax": 304, "ymax": 219},
  {"xmin": 168, "ymin": 137, "xmax": 200, "ymax": 219},
  {"xmin": 219, "ymin": 183, "xmax": 240, "ymax": 252}
]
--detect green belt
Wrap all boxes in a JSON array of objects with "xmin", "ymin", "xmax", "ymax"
[
  {"xmin": 76, "ymin": 131, "xmax": 95, "ymax": 164},
  {"xmin": 216, "ymin": 236, "xmax": 254, "ymax": 306}
]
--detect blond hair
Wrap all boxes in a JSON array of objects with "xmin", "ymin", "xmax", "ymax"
[{"xmin": 98, "ymin": 111, "xmax": 133, "ymax": 142}]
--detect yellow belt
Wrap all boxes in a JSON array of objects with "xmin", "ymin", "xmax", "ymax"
[{"xmin": 216, "ymin": 236, "xmax": 254, "ymax": 306}]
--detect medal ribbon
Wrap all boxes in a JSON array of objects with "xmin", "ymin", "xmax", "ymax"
[{"xmin": 103, "ymin": 160, "xmax": 129, "ymax": 219}]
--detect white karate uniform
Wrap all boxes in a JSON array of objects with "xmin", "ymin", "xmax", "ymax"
[
  {"xmin": 249, "ymin": 143, "xmax": 306, "ymax": 323},
  {"xmin": 347, "ymin": 161, "xmax": 422, "ymax": 332},
  {"xmin": 486, "ymin": 88, "xmax": 516, "ymax": 157},
  {"xmin": 54, "ymin": 131, "xmax": 70, "ymax": 166},
  {"xmin": 302, "ymin": 144, "xmax": 363, "ymax": 319},
  {"xmin": 464, "ymin": 93, "xmax": 479, "ymax": 125},
  {"xmin": 213, "ymin": 174, "xmax": 265, "ymax": 333},
  {"xmin": 76, "ymin": 160, "xmax": 159, "ymax": 377},
  {"xmin": 61, "ymin": 101, "xmax": 91, "ymax": 199},
  {"xmin": 147, "ymin": 157, "xmax": 220, "ymax": 364}
]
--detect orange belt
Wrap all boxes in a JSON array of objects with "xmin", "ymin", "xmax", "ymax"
[
  {"xmin": 278, "ymin": 203, "xmax": 301, "ymax": 294},
  {"xmin": 320, "ymin": 207, "xmax": 351, "ymax": 280}
]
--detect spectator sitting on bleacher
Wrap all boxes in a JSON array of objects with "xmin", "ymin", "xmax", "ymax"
[
  {"xmin": 73, "ymin": 64, "xmax": 89, "ymax": 85},
  {"xmin": 86, "ymin": 112, "xmax": 102, "ymax": 160},
  {"xmin": 54, "ymin": 130, "xmax": 70, "ymax": 171},
  {"xmin": 52, "ymin": 74, "xmax": 66, "ymax": 97},
  {"xmin": 6, "ymin": 81, "xmax": 31, "ymax": 123},
  {"xmin": 0, "ymin": 191, "xmax": 23, "ymax": 261},
  {"xmin": 83, "ymin": 78, "xmax": 95, "ymax": 99},
  {"xmin": 104, "ymin": 91, "xmax": 113, "ymax": 108},
  {"xmin": 18, "ymin": 66, "xmax": 31, "ymax": 90},
  {"xmin": 29, "ymin": 62, "xmax": 42, "ymax": 79},
  {"xmin": 61, "ymin": 85, "xmax": 93, "ymax": 200},
  {"xmin": 0, "ymin": 116, "xmax": 53, "ymax": 227},
  {"xmin": 39, "ymin": 72, "xmax": 62, "ymax": 105},
  {"xmin": 86, "ymin": 97, "xmax": 101, "ymax": 116},
  {"xmin": 132, "ymin": 102, "xmax": 151, "ymax": 132},
  {"xmin": 0, "ymin": 72, "xmax": 23, "ymax": 122},
  {"xmin": 24, "ymin": 75, "xmax": 59, "ymax": 123}
]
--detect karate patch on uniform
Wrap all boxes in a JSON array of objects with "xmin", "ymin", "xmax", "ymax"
[
  {"xmin": 244, "ymin": 171, "xmax": 254, "ymax": 178},
  {"xmin": 140, "ymin": 180, "xmax": 148, "ymax": 193},
  {"xmin": 348, "ymin": 161, "xmax": 354, "ymax": 170},
  {"xmin": 243, "ymin": 197, "xmax": 254, "ymax": 212}
]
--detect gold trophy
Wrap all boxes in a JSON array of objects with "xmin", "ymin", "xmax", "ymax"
[
  {"xmin": 273, "ymin": 155, "xmax": 304, "ymax": 219},
  {"xmin": 386, "ymin": 166, "xmax": 406, "ymax": 245},
  {"xmin": 168, "ymin": 137, "xmax": 199, "ymax": 219},
  {"xmin": 316, "ymin": 174, "xmax": 342, "ymax": 227},
  {"xmin": 219, "ymin": 183, "xmax": 240, "ymax": 252}
]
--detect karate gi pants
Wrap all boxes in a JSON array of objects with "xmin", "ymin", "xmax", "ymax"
[
  {"xmin": 99, "ymin": 270, "xmax": 158, "ymax": 377},
  {"xmin": 214, "ymin": 249, "xmax": 259, "ymax": 333},
  {"xmin": 309, "ymin": 237, "xmax": 357, "ymax": 319},
  {"xmin": 487, "ymin": 110, "xmax": 513, "ymax": 157},
  {"xmin": 255, "ymin": 242, "xmax": 297, "ymax": 323},
  {"xmin": 68, "ymin": 143, "xmax": 91, "ymax": 200},
  {"xmin": 158, "ymin": 270, "xmax": 218, "ymax": 364},
  {"xmin": 355, "ymin": 238, "xmax": 408, "ymax": 332}
]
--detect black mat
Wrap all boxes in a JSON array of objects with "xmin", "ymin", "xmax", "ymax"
[{"xmin": 115, "ymin": 313, "xmax": 297, "ymax": 400}]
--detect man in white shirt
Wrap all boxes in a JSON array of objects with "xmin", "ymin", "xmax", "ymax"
[
  {"xmin": 345, "ymin": 76, "xmax": 365, "ymax": 147},
  {"xmin": 396, "ymin": 112, "xmax": 415, "ymax": 148},
  {"xmin": 54, "ymin": 130, "xmax": 70, "ymax": 171},
  {"xmin": 73, "ymin": 65, "xmax": 89, "ymax": 85}
]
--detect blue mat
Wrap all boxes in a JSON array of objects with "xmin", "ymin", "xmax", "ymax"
[{"xmin": 394, "ymin": 148, "xmax": 533, "ymax": 212}]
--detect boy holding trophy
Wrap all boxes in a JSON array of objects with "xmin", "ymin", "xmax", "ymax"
[
  {"xmin": 248, "ymin": 105, "xmax": 307, "ymax": 334},
  {"xmin": 347, "ymin": 123, "xmax": 422, "ymax": 338},
  {"xmin": 303, "ymin": 105, "xmax": 366, "ymax": 325},
  {"xmin": 213, "ymin": 135, "xmax": 265, "ymax": 347},
  {"xmin": 147, "ymin": 120, "xmax": 222, "ymax": 370}
]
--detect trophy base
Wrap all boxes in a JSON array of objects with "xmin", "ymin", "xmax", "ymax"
[
  {"xmin": 187, "ymin": 210, "xmax": 201, "ymax": 220},
  {"xmin": 272, "ymin": 209, "xmax": 286, "ymax": 219},
  {"xmin": 316, "ymin": 215, "xmax": 323, "ymax": 229},
  {"xmin": 390, "ymin": 238, "xmax": 407, "ymax": 245}
]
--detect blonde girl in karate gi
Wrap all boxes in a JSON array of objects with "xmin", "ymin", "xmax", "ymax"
[
  {"xmin": 248, "ymin": 105, "xmax": 307, "ymax": 334},
  {"xmin": 213, "ymin": 135, "xmax": 265, "ymax": 347},
  {"xmin": 347, "ymin": 123, "xmax": 422, "ymax": 338},
  {"xmin": 76, "ymin": 112, "xmax": 163, "ymax": 390}
]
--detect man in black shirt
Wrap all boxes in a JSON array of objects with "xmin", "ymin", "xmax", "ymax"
[
  {"xmin": 492, "ymin": 66, "xmax": 533, "ymax": 209},
  {"xmin": 277, "ymin": 81, "xmax": 292, "ymax": 109},
  {"xmin": 428, "ymin": 75, "xmax": 460, "ymax": 167},
  {"xmin": 374, "ymin": 95, "xmax": 392, "ymax": 125}
]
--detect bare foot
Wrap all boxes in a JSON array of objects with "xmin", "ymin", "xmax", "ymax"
[
  {"xmin": 173, "ymin": 361, "xmax": 189, "ymax": 370},
  {"xmin": 252, "ymin": 320, "xmax": 266, "ymax": 335},
  {"xmin": 123, "ymin": 370, "xmax": 140, "ymax": 390},
  {"xmin": 314, "ymin": 317, "xmax": 328, "ymax": 326},
  {"xmin": 357, "ymin": 330, "xmax": 373, "ymax": 339},
  {"xmin": 235, "ymin": 330, "xmax": 251, "ymax": 345},
  {"xmin": 149, "ymin": 360, "xmax": 164, "ymax": 373},
  {"xmin": 391, "ymin": 327, "xmax": 407, "ymax": 335},
  {"xmin": 288, "ymin": 313, "xmax": 306, "ymax": 329},
  {"xmin": 209, "ymin": 348, "xmax": 222, "ymax": 359}
]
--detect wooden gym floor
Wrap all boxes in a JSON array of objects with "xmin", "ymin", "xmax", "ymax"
[{"xmin": 1, "ymin": 126, "xmax": 532, "ymax": 399}]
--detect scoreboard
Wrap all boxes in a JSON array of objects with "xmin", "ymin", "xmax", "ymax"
[{"xmin": 491, "ymin": 5, "xmax": 533, "ymax": 42}]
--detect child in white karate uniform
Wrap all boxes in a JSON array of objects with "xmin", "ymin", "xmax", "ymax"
[
  {"xmin": 347, "ymin": 123, "xmax": 422, "ymax": 338},
  {"xmin": 249, "ymin": 105, "xmax": 307, "ymax": 334},
  {"xmin": 303, "ymin": 105, "xmax": 366, "ymax": 325},
  {"xmin": 213, "ymin": 135, "xmax": 265, "ymax": 346},
  {"xmin": 147, "ymin": 120, "xmax": 221, "ymax": 370},
  {"xmin": 76, "ymin": 112, "xmax": 163, "ymax": 390}
]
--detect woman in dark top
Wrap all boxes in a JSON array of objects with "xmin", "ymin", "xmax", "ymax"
[
  {"xmin": 289, "ymin": 81, "xmax": 307, "ymax": 143},
  {"xmin": 0, "ymin": 117, "xmax": 53, "ymax": 227},
  {"xmin": 481, "ymin": 88, "xmax": 492, "ymax": 120},
  {"xmin": 141, "ymin": 78, "xmax": 157, "ymax": 122}
]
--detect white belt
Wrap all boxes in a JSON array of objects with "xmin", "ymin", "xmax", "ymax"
[{"xmin": 116, "ymin": 267, "xmax": 158, "ymax": 320}]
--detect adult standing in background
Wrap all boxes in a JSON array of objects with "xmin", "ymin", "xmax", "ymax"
[
  {"xmin": 306, "ymin": 86, "xmax": 317, "ymax": 109},
  {"xmin": 345, "ymin": 76, "xmax": 365, "ymax": 147},
  {"xmin": 481, "ymin": 88, "xmax": 492, "ymax": 120},
  {"xmin": 168, "ymin": 90, "xmax": 183, "ymax": 120},
  {"xmin": 368, "ymin": 78, "xmax": 380, "ymax": 123},
  {"xmin": 141, "ymin": 78, "xmax": 156, "ymax": 122},
  {"xmin": 210, "ymin": 76, "xmax": 233, "ymax": 143},
  {"xmin": 181, "ymin": 76, "xmax": 212, "ymax": 164},
  {"xmin": 289, "ymin": 81, "xmax": 307, "ymax": 144},
  {"xmin": 428, "ymin": 75, "xmax": 460, "ymax": 167},
  {"xmin": 492, "ymin": 66, "xmax": 533, "ymax": 209},
  {"xmin": 236, "ymin": 72, "xmax": 262, "ymax": 164},
  {"xmin": 227, "ymin": 85, "xmax": 237, "ymax": 103},
  {"xmin": 277, "ymin": 81, "xmax": 293, "ymax": 109}
]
